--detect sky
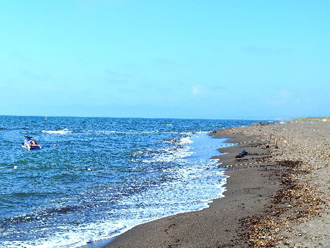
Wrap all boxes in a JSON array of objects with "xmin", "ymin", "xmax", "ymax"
[{"xmin": 0, "ymin": 0, "xmax": 329, "ymax": 120}]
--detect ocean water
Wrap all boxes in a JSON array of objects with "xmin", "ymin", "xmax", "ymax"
[{"xmin": 0, "ymin": 116, "xmax": 257, "ymax": 247}]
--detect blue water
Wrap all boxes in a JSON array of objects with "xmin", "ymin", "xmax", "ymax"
[{"xmin": 0, "ymin": 116, "xmax": 257, "ymax": 247}]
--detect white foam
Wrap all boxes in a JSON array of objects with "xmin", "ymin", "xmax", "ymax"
[
  {"xmin": 179, "ymin": 136, "xmax": 193, "ymax": 145},
  {"xmin": 139, "ymin": 146, "xmax": 193, "ymax": 164},
  {"xmin": 2, "ymin": 221, "xmax": 130, "ymax": 248},
  {"xmin": 84, "ymin": 130, "xmax": 181, "ymax": 136},
  {"xmin": 42, "ymin": 129, "xmax": 72, "ymax": 135}
]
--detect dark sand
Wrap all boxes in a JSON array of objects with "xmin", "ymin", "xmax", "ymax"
[{"xmin": 104, "ymin": 132, "xmax": 281, "ymax": 248}]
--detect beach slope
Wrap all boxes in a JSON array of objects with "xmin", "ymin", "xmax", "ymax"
[{"xmin": 105, "ymin": 120, "xmax": 330, "ymax": 247}]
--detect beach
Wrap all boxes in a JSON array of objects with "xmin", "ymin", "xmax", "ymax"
[{"xmin": 105, "ymin": 120, "xmax": 330, "ymax": 247}]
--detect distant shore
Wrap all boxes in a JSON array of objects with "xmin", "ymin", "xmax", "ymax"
[{"xmin": 102, "ymin": 120, "xmax": 330, "ymax": 247}]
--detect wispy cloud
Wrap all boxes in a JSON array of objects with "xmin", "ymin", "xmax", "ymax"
[{"xmin": 192, "ymin": 85, "xmax": 207, "ymax": 96}]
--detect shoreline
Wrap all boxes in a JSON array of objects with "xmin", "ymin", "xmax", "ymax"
[
  {"xmin": 101, "ymin": 127, "xmax": 281, "ymax": 247},
  {"xmin": 92, "ymin": 120, "xmax": 329, "ymax": 247}
]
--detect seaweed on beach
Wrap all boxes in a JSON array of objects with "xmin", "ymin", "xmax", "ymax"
[
  {"xmin": 240, "ymin": 160, "xmax": 327, "ymax": 247},
  {"xmin": 241, "ymin": 215, "xmax": 285, "ymax": 248}
]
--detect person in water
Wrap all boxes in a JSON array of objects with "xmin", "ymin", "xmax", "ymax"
[
  {"xmin": 24, "ymin": 136, "xmax": 38, "ymax": 146},
  {"xmin": 24, "ymin": 136, "xmax": 32, "ymax": 145}
]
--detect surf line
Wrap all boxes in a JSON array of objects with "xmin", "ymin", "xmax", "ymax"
[{"xmin": 0, "ymin": 166, "xmax": 18, "ymax": 170}]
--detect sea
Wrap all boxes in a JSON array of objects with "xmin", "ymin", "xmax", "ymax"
[{"xmin": 0, "ymin": 116, "xmax": 258, "ymax": 247}]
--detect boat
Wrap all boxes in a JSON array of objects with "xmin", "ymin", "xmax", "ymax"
[{"xmin": 21, "ymin": 136, "xmax": 41, "ymax": 150}]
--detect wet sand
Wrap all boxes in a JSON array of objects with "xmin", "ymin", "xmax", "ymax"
[{"xmin": 103, "ymin": 120, "xmax": 330, "ymax": 247}]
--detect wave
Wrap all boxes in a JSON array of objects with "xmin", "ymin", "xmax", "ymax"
[
  {"xmin": 179, "ymin": 136, "xmax": 193, "ymax": 145},
  {"xmin": 82, "ymin": 130, "xmax": 183, "ymax": 136},
  {"xmin": 41, "ymin": 129, "xmax": 181, "ymax": 136},
  {"xmin": 42, "ymin": 129, "xmax": 72, "ymax": 135},
  {"xmin": 131, "ymin": 135, "xmax": 194, "ymax": 164}
]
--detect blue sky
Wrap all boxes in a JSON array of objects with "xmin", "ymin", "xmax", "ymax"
[{"xmin": 0, "ymin": 1, "xmax": 329, "ymax": 119}]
